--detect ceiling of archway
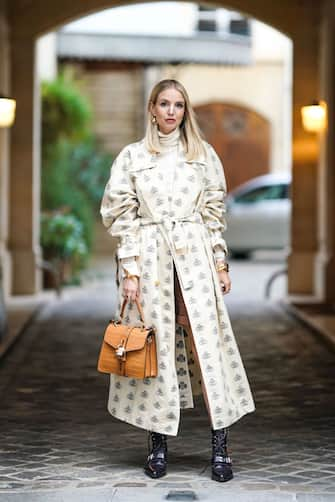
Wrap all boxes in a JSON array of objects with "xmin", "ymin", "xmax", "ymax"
[{"xmin": 9, "ymin": 0, "xmax": 320, "ymax": 40}]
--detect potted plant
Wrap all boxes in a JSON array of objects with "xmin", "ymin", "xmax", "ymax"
[{"xmin": 41, "ymin": 210, "xmax": 88, "ymax": 288}]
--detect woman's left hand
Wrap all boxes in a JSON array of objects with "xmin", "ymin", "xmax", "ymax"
[{"xmin": 217, "ymin": 270, "xmax": 231, "ymax": 295}]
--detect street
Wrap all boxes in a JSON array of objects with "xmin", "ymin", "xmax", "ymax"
[{"xmin": 0, "ymin": 257, "xmax": 334, "ymax": 501}]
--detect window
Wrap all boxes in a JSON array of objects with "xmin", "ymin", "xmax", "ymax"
[
  {"xmin": 234, "ymin": 184, "xmax": 288, "ymax": 204},
  {"xmin": 197, "ymin": 6, "xmax": 217, "ymax": 32},
  {"xmin": 229, "ymin": 19, "xmax": 251, "ymax": 36}
]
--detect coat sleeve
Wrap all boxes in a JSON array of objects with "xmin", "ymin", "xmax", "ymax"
[
  {"xmin": 100, "ymin": 146, "xmax": 141, "ymax": 261},
  {"xmin": 200, "ymin": 143, "xmax": 228, "ymax": 257},
  {"xmin": 120, "ymin": 256, "xmax": 140, "ymax": 278}
]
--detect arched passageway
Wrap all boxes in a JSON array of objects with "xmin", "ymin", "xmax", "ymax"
[
  {"xmin": 4, "ymin": 0, "xmax": 335, "ymax": 305},
  {"xmin": 1, "ymin": 3, "xmax": 335, "ymax": 497}
]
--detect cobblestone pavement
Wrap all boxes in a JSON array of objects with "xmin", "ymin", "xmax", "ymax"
[{"xmin": 0, "ymin": 275, "xmax": 335, "ymax": 500}]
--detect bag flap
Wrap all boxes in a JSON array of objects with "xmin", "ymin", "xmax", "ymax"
[
  {"xmin": 104, "ymin": 323, "xmax": 152, "ymax": 351},
  {"xmin": 126, "ymin": 329, "xmax": 151, "ymax": 351}
]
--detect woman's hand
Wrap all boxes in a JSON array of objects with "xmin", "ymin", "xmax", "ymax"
[
  {"xmin": 217, "ymin": 270, "xmax": 231, "ymax": 295},
  {"xmin": 122, "ymin": 277, "xmax": 140, "ymax": 302}
]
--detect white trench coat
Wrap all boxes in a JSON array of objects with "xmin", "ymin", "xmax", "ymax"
[{"xmin": 100, "ymin": 138, "xmax": 255, "ymax": 436}]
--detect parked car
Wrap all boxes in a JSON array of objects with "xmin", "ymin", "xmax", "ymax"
[{"xmin": 224, "ymin": 173, "xmax": 291, "ymax": 259}]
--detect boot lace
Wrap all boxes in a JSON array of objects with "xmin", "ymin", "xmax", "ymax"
[
  {"xmin": 147, "ymin": 431, "xmax": 167, "ymax": 459},
  {"xmin": 212, "ymin": 428, "xmax": 231, "ymax": 463}
]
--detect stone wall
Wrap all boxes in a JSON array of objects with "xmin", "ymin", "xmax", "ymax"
[
  {"xmin": 64, "ymin": 61, "xmax": 145, "ymax": 154},
  {"xmin": 0, "ymin": 0, "xmax": 11, "ymax": 299}
]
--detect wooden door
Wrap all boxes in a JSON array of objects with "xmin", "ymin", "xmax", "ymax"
[{"xmin": 195, "ymin": 102, "xmax": 270, "ymax": 191}]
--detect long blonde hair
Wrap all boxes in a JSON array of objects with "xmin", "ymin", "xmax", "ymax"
[{"xmin": 144, "ymin": 79, "xmax": 206, "ymax": 161}]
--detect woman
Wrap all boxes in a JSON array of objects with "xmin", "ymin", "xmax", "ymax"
[{"xmin": 100, "ymin": 79, "xmax": 255, "ymax": 482}]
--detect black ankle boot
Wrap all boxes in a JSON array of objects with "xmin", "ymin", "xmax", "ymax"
[
  {"xmin": 211, "ymin": 427, "xmax": 233, "ymax": 482},
  {"xmin": 144, "ymin": 431, "xmax": 168, "ymax": 479}
]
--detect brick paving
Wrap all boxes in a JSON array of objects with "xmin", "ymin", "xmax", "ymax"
[{"xmin": 0, "ymin": 274, "xmax": 335, "ymax": 499}]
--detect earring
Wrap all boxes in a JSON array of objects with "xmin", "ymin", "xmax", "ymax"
[{"xmin": 151, "ymin": 115, "xmax": 157, "ymax": 124}]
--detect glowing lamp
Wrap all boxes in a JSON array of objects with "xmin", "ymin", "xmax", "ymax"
[
  {"xmin": 0, "ymin": 95, "xmax": 16, "ymax": 127},
  {"xmin": 301, "ymin": 100, "xmax": 327, "ymax": 133}
]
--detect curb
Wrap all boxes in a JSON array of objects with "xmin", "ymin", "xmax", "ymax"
[
  {"xmin": 0, "ymin": 301, "xmax": 46, "ymax": 360},
  {"xmin": 279, "ymin": 299, "xmax": 335, "ymax": 353}
]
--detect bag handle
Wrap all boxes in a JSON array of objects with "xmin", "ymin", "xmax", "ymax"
[{"xmin": 119, "ymin": 297, "xmax": 146, "ymax": 325}]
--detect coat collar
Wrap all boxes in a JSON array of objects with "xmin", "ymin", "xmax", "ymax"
[{"xmin": 135, "ymin": 138, "xmax": 207, "ymax": 166}]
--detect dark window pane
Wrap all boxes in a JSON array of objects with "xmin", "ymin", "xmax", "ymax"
[
  {"xmin": 198, "ymin": 19, "xmax": 217, "ymax": 32},
  {"xmin": 229, "ymin": 19, "xmax": 251, "ymax": 36},
  {"xmin": 235, "ymin": 184, "xmax": 286, "ymax": 203}
]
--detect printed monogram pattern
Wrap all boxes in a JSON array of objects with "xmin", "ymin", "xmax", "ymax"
[{"xmin": 101, "ymin": 139, "xmax": 255, "ymax": 436}]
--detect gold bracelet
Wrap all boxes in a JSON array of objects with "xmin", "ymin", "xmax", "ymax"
[
  {"xmin": 216, "ymin": 263, "xmax": 229, "ymax": 273},
  {"xmin": 124, "ymin": 273, "xmax": 139, "ymax": 281}
]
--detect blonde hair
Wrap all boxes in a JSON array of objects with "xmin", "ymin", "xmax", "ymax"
[{"xmin": 144, "ymin": 79, "xmax": 206, "ymax": 161}]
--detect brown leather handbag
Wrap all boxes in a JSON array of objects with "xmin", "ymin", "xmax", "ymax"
[{"xmin": 97, "ymin": 297, "xmax": 157, "ymax": 378}]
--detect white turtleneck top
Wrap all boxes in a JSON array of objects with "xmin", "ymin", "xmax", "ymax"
[
  {"xmin": 157, "ymin": 126, "xmax": 180, "ymax": 199},
  {"xmin": 120, "ymin": 127, "xmax": 226, "ymax": 279}
]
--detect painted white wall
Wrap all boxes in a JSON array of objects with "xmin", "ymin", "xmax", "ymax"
[
  {"xmin": 62, "ymin": 2, "xmax": 198, "ymax": 36},
  {"xmin": 252, "ymin": 20, "xmax": 293, "ymax": 172},
  {"xmin": 36, "ymin": 33, "xmax": 57, "ymax": 82}
]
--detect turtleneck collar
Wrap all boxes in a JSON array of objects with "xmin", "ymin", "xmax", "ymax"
[{"xmin": 157, "ymin": 127, "xmax": 180, "ymax": 150}]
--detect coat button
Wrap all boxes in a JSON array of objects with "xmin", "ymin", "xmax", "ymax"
[{"xmin": 155, "ymin": 280, "xmax": 160, "ymax": 286}]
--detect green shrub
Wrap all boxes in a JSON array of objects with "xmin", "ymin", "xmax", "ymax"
[
  {"xmin": 41, "ymin": 212, "xmax": 88, "ymax": 260},
  {"xmin": 42, "ymin": 75, "xmax": 92, "ymax": 146},
  {"xmin": 41, "ymin": 73, "xmax": 113, "ymax": 281},
  {"xmin": 41, "ymin": 139, "xmax": 95, "ymax": 252},
  {"xmin": 41, "ymin": 212, "xmax": 89, "ymax": 282},
  {"xmin": 69, "ymin": 137, "xmax": 113, "ymax": 211}
]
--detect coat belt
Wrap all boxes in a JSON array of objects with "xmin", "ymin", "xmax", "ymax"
[{"xmin": 139, "ymin": 212, "xmax": 203, "ymax": 255}]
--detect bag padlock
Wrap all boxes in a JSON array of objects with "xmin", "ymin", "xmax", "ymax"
[{"xmin": 116, "ymin": 345, "xmax": 125, "ymax": 358}]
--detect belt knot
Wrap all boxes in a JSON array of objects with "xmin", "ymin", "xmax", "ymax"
[{"xmin": 140, "ymin": 212, "xmax": 202, "ymax": 255}]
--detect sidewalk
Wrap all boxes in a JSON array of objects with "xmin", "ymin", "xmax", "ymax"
[
  {"xmin": 0, "ymin": 291, "xmax": 53, "ymax": 359},
  {"xmin": 283, "ymin": 300, "xmax": 335, "ymax": 352},
  {"xmin": 1, "ymin": 486, "xmax": 334, "ymax": 501},
  {"xmin": 1, "ymin": 256, "xmax": 335, "ymax": 500}
]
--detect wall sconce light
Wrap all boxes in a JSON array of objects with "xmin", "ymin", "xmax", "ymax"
[
  {"xmin": 301, "ymin": 100, "xmax": 327, "ymax": 133},
  {"xmin": 0, "ymin": 95, "xmax": 16, "ymax": 128}
]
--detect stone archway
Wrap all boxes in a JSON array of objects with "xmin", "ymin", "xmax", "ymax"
[
  {"xmin": 195, "ymin": 102, "xmax": 270, "ymax": 191},
  {"xmin": 7, "ymin": 0, "xmax": 322, "ymax": 299},
  {"xmin": 8, "ymin": 1, "xmax": 306, "ymax": 39}
]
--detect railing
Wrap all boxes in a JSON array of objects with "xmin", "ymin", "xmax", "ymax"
[{"xmin": 264, "ymin": 267, "xmax": 288, "ymax": 299}]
